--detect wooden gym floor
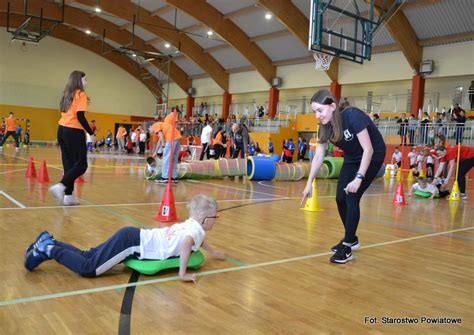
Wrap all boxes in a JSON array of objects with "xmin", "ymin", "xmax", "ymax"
[{"xmin": 0, "ymin": 146, "xmax": 472, "ymax": 335}]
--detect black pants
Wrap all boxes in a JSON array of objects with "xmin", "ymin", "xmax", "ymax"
[
  {"xmin": 200, "ymin": 142, "xmax": 210, "ymax": 160},
  {"xmin": 336, "ymin": 160, "xmax": 384, "ymax": 243},
  {"xmin": 58, "ymin": 126, "xmax": 88, "ymax": 195},
  {"xmin": 213, "ymin": 144, "xmax": 224, "ymax": 159},
  {"xmin": 232, "ymin": 144, "xmax": 245, "ymax": 159},
  {"xmin": 1, "ymin": 131, "xmax": 19, "ymax": 147},
  {"xmin": 458, "ymin": 158, "xmax": 474, "ymax": 193}
]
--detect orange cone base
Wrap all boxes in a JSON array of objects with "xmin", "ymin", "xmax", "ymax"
[
  {"xmin": 392, "ymin": 182, "xmax": 407, "ymax": 206},
  {"xmin": 38, "ymin": 160, "xmax": 50, "ymax": 182},
  {"xmin": 75, "ymin": 175, "xmax": 86, "ymax": 183},
  {"xmin": 155, "ymin": 182, "xmax": 178, "ymax": 222},
  {"xmin": 25, "ymin": 157, "xmax": 37, "ymax": 178}
]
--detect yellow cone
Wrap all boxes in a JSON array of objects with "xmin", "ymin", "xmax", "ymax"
[
  {"xmin": 396, "ymin": 168, "xmax": 401, "ymax": 181},
  {"xmin": 407, "ymin": 169, "xmax": 413, "ymax": 182},
  {"xmin": 448, "ymin": 181, "xmax": 461, "ymax": 202},
  {"xmin": 384, "ymin": 165, "xmax": 391, "ymax": 180},
  {"xmin": 301, "ymin": 179, "xmax": 323, "ymax": 212},
  {"xmin": 419, "ymin": 169, "xmax": 425, "ymax": 178}
]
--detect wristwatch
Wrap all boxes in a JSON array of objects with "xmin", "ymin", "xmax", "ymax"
[{"xmin": 355, "ymin": 173, "xmax": 365, "ymax": 180}]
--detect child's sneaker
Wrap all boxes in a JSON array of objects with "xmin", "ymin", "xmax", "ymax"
[
  {"xmin": 330, "ymin": 245, "xmax": 353, "ymax": 264},
  {"xmin": 172, "ymin": 178, "xmax": 178, "ymax": 184},
  {"xmin": 26, "ymin": 231, "xmax": 53, "ymax": 253},
  {"xmin": 49, "ymin": 183, "xmax": 66, "ymax": 204},
  {"xmin": 24, "ymin": 233, "xmax": 55, "ymax": 271},
  {"xmin": 63, "ymin": 195, "xmax": 80, "ymax": 206},
  {"xmin": 154, "ymin": 178, "xmax": 167, "ymax": 184},
  {"xmin": 331, "ymin": 237, "xmax": 360, "ymax": 253},
  {"xmin": 461, "ymin": 193, "xmax": 468, "ymax": 200}
]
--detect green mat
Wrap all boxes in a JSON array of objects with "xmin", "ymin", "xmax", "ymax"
[{"xmin": 124, "ymin": 250, "xmax": 205, "ymax": 275}]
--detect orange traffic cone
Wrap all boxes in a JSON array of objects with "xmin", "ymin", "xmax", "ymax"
[
  {"xmin": 155, "ymin": 182, "xmax": 178, "ymax": 222},
  {"xmin": 392, "ymin": 182, "xmax": 407, "ymax": 206},
  {"xmin": 38, "ymin": 160, "xmax": 50, "ymax": 182},
  {"xmin": 25, "ymin": 157, "xmax": 37, "ymax": 178},
  {"xmin": 75, "ymin": 175, "xmax": 86, "ymax": 183}
]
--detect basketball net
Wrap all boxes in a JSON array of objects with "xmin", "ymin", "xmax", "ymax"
[{"xmin": 313, "ymin": 51, "xmax": 334, "ymax": 71}]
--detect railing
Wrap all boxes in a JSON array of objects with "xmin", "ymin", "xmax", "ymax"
[{"xmin": 376, "ymin": 121, "xmax": 473, "ymax": 146}]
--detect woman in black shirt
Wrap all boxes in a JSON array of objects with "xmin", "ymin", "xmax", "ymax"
[{"xmin": 302, "ymin": 90, "xmax": 386, "ymax": 264}]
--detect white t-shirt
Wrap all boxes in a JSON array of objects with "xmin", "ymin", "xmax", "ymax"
[
  {"xmin": 426, "ymin": 155, "xmax": 434, "ymax": 164},
  {"xmin": 201, "ymin": 125, "xmax": 212, "ymax": 144},
  {"xmin": 411, "ymin": 183, "xmax": 439, "ymax": 196},
  {"xmin": 408, "ymin": 152, "xmax": 417, "ymax": 166},
  {"xmin": 392, "ymin": 151, "xmax": 402, "ymax": 163},
  {"xmin": 131, "ymin": 132, "xmax": 137, "ymax": 143},
  {"xmin": 139, "ymin": 132, "xmax": 147, "ymax": 142},
  {"xmin": 139, "ymin": 218, "xmax": 206, "ymax": 260},
  {"xmin": 146, "ymin": 164, "xmax": 158, "ymax": 176}
]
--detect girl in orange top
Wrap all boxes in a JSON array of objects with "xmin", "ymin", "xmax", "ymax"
[
  {"xmin": 49, "ymin": 71, "xmax": 94, "ymax": 206},
  {"xmin": 0, "ymin": 112, "xmax": 20, "ymax": 151}
]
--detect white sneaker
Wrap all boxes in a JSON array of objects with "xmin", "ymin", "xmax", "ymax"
[
  {"xmin": 49, "ymin": 183, "xmax": 66, "ymax": 204},
  {"xmin": 63, "ymin": 195, "xmax": 80, "ymax": 206},
  {"xmin": 461, "ymin": 193, "xmax": 468, "ymax": 200}
]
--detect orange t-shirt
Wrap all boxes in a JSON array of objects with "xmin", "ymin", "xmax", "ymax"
[
  {"xmin": 309, "ymin": 138, "xmax": 317, "ymax": 151},
  {"xmin": 58, "ymin": 90, "xmax": 88, "ymax": 129},
  {"xmin": 155, "ymin": 122, "xmax": 181, "ymax": 142},
  {"xmin": 116, "ymin": 126, "xmax": 127, "ymax": 139},
  {"xmin": 212, "ymin": 132, "xmax": 222, "ymax": 145},
  {"xmin": 6, "ymin": 117, "xmax": 17, "ymax": 132}
]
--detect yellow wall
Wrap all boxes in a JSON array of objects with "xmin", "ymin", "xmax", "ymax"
[
  {"xmin": 249, "ymin": 121, "xmax": 299, "ymax": 158},
  {"xmin": 0, "ymin": 104, "xmax": 137, "ymax": 141}
]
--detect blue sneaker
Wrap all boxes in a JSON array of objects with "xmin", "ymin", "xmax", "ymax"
[
  {"xmin": 24, "ymin": 234, "xmax": 55, "ymax": 271},
  {"xmin": 26, "ymin": 231, "xmax": 53, "ymax": 253}
]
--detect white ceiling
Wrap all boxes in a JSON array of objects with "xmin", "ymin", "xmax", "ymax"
[{"xmin": 54, "ymin": 0, "xmax": 473, "ymax": 87}]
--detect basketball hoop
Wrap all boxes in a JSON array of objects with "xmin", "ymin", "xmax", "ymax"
[{"xmin": 313, "ymin": 51, "xmax": 334, "ymax": 71}]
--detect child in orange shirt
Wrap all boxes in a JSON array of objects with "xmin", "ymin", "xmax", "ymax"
[
  {"xmin": 0, "ymin": 112, "xmax": 20, "ymax": 151},
  {"xmin": 49, "ymin": 71, "xmax": 94, "ymax": 206}
]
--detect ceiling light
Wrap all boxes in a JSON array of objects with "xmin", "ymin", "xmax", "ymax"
[
  {"xmin": 207, "ymin": 30, "xmax": 213, "ymax": 36},
  {"xmin": 164, "ymin": 43, "xmax": 170, "ymax": 48},
  {"xmin": 265, "ymin": 13, "xmax": 272, "ymax": 20},
  {"xmin": 85, "ymin": 29, "xmax": 91, "ymax": 35},
  {"xmin": 94, "ymin": 7, "xmax": 101, "ymax": 13}
]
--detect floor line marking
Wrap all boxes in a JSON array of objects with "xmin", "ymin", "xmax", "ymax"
[
  {"xmin": 0, "ymin": 193, "xmax": 396, "ymax": 211},
  {"xmin": 1, "ymin": 226, "xmax": 472, "ymax": 307},
  {"xmin": 0, "ymin": 168, "xmax": 26, "ymax": 175},
  {"xmin": 257, "ymin": 181, "xmax": 287, "ymax": 189},
  {"xmin": 0, "ymin": 191, "xmax": 26, "ymax": 208}
]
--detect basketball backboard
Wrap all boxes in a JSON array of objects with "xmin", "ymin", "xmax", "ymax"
[{"xmin": 309, "ymin": 0, "xmax": 403, "ymax": 64}]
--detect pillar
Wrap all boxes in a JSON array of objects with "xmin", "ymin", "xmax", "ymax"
[
  {"xmin": 411, "ymin": 74, "xmax": 425, "ymax": 117},
  {"xmin": 330, "ymin": 81, "xmax": 341, "ymax": 101},
  {"xmin": 222, "ymin": 91, "xmax": 232, "ymax": 120},
  {"xmin": 186, "ymin": 95, "xmax": 195, "ymax": 120},
  {"xmin": 268, "ymin": 87, "xmax": 279, "ymax": 119}
]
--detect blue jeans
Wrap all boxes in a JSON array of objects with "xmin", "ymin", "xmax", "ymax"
[
  {"xmin": 309, "ymin": 150, "xmax": 315, "ymax": 162},
  {"xmin": 162, "ymin": 140, "xmax": 181, "ymax": 179}
]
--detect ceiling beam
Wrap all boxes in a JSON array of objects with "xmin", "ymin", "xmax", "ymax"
[
  {"xmin": 151, "ymin": 5, "xmax": 174, "ymax": 17},
  {"xmin": 2, "ymin": 0, "xmax": 191, "ymax": 94},
  {"xmin": 0, "ymin": 13, "xmax": 162, "ymax": 97},
  {"xmin": 72, "ymin": 0, "xmax": 229, "ymax": 91},
  {"xmin": 164, "ymin": 0, "xmax": 276, "ymax": 85},
  {"xmin": 222, "ymin": 5, "xmax": 260, "ymax": 20},
  {"xmin": 257, "ymin": 0, "xmax": 338, "ymax": 82},
  {"xmin": 373, "ymin": 0, "xmax": 422, "ymax": 71},
  {"xmin": 249, "ymin": 29, "xmax": 291, "ymax": 42}
]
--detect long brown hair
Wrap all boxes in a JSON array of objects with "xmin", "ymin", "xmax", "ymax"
[
  {"xmin": 59, "ymin": 71, "xmax": 86, "ymax": 112},
  {"xmin": 310, "ymin": 89, "xmax": 342, "ymax": 143}
]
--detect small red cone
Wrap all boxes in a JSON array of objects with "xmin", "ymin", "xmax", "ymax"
[
  {"xmin": 25, "ymin": 157, "xmax": 37, "ymax": 178},
  {"xmin": 75, "ymin": 175, "xmax": 86, "ymax": 183},
  {"xmin": 38, "ymin": 160, "xmax": 50, "ymax": 182},
  {"xmin": 392, "ymin": 182, "xmax": 407, "ymax": 206},
  {"xmin": 155, "ymin": 182, "xmax": 178, "ymax": 222}
]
